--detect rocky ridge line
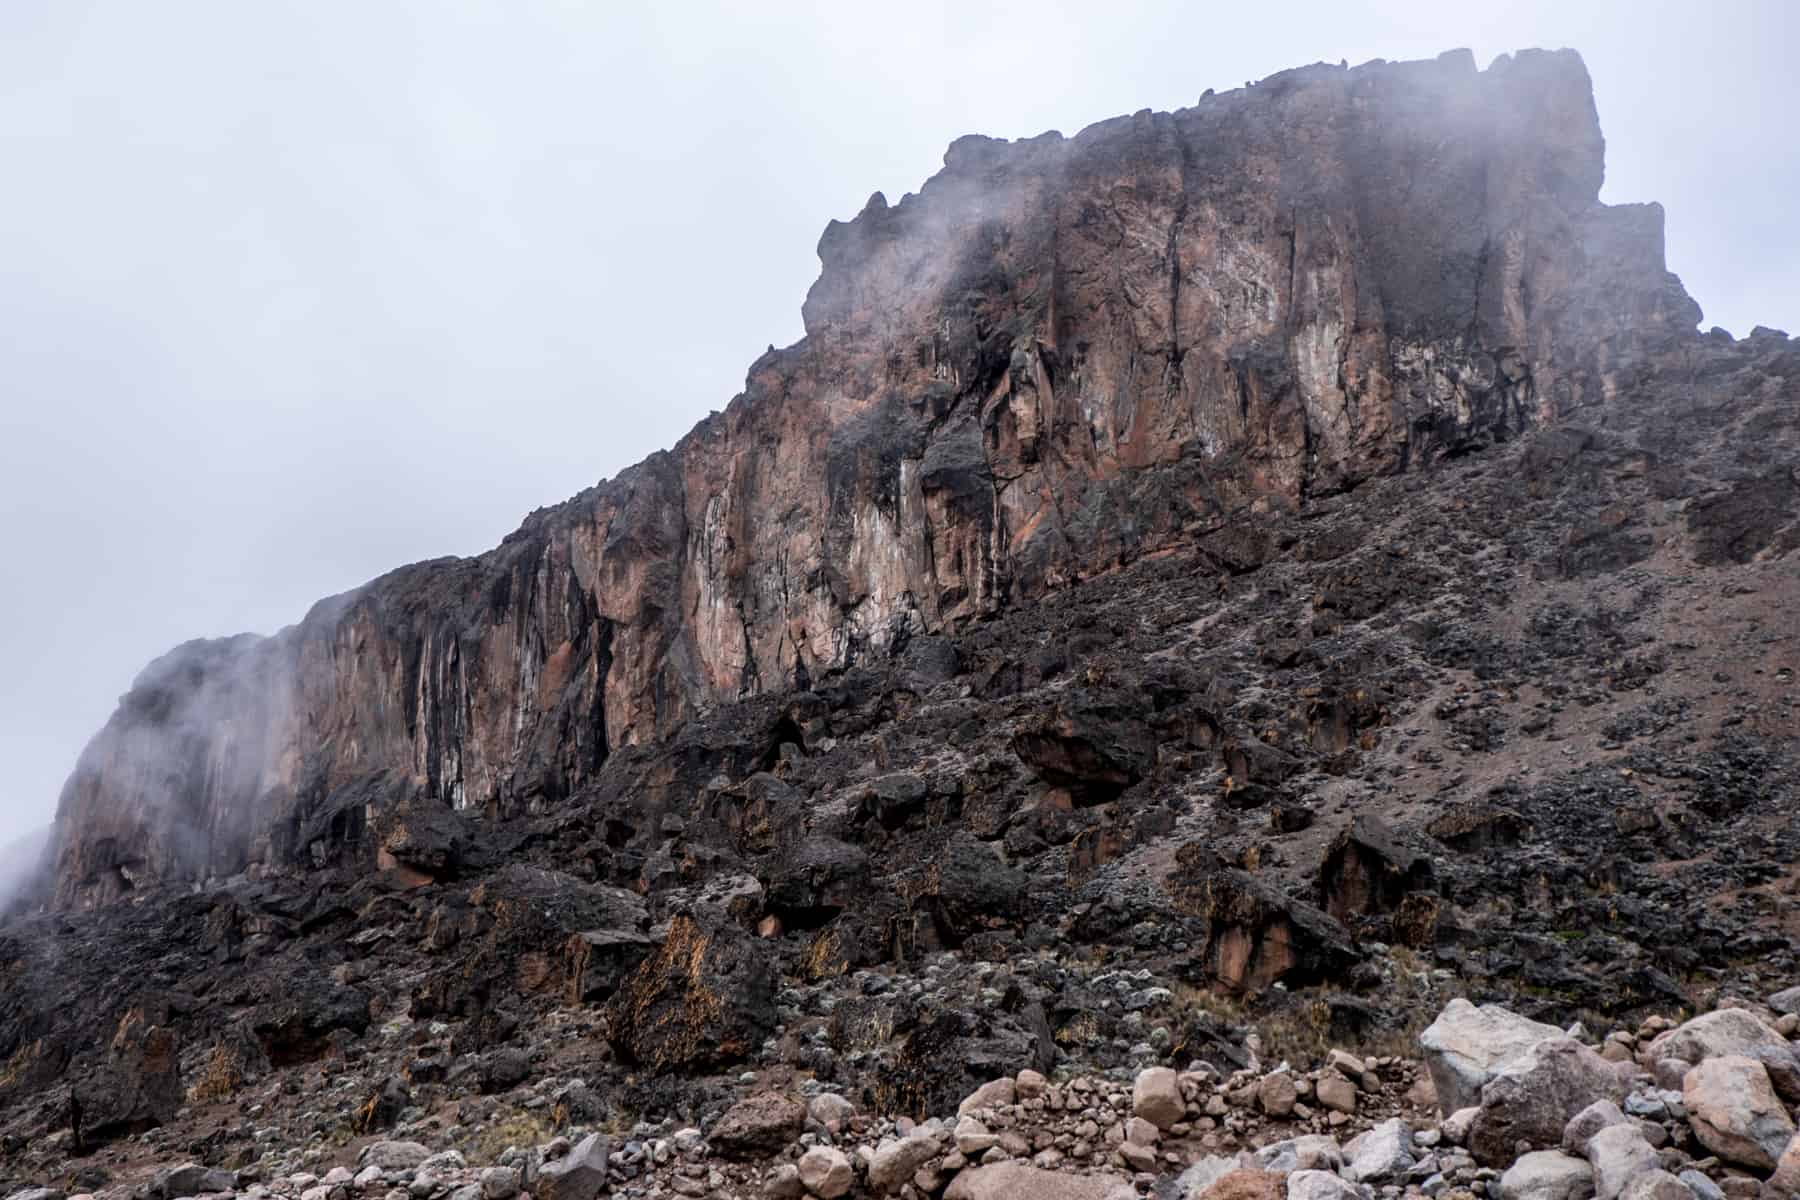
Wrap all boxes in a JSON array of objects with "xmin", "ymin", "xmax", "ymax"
[{"xmin": 42, "ymin": 46, "xmax": 1699, "ymax": 909}]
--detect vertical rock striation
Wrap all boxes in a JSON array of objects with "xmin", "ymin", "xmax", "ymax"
[{"xmin": 48, "ymin": 48, "xmax": 1702, "ymax": 906}]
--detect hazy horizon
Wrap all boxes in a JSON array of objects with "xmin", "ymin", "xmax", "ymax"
[{"xmin": 2, "ymin": 0, "xmax": 1795, "ymax": 846}]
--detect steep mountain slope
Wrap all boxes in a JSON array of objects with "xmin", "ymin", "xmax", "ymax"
[
  {"xmin": 43, "ymin": 48, "xmax": 1702, "ymax": 910},
  {"xmin": 2, "ymin": 44, "xmax": 1798, "ymax": 1200}
]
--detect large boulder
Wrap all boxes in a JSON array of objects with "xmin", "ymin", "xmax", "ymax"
[
  {"xmin": 151, "ymin": 1165, "xmax": 238, "ymax": 1199},
  {"xmin": 563, "ymin": 927, "xmax": 656, "ymax": 1005},
  {"xmin": 359, "ymin": 1142, "xmax": 432, "ymax": 1171},
  {"xmin": 1764, "ymin": 1133, "xmax": 1800, "ymax": 1198},
  {"xmin": 943, "ymin": 1163, "xmax": 1134, "ymax": 1199},
  {"xmin": 1615, "ymin": 1172, "xmax": 1694, "ymax": 1200},
  {"xmin": 797, "ymin": 1146, "xmax": 855, "ymax": 1199},
  {"xmin": 1682, "ymin": 1055, "xmax": 1795, "ymax": 1171},
  {"xmin": 1499, "ymin": 1150, "xmax": 1595, "ymax": 1200},
  {"xmin": 1469, "ymin": 1037, "xmax": 1625, "ymax": 1166},
  {"xmin": 1584, "ymin": 1124, "xmax": 1659, "ymax": 1200},
  {"xmin": 1647, "ymin": 1008, "xmax": 1800, "ymax": 1100},
  {"xmin": 1563, "ymin": 1099, "xmax": 1630, "ymax": 1154},
  {"xmin": 72, "ymin": 1007, "xmax": 182, "ymax": 1142},
  {"xmin": 374, "ymin": 800, "xmax": 468, "ymax": 879},
  {"xmin": 1419, "ymin": 998, "xmax": 1564, "ymax": 1115},
  {"xmin": 534, "ymin": 1133, "xmax": 611, "ymax": 1200},
  {"xmin": 1170, "ymin": 1157, "xmax": 1247, "ymax": 1199},
  {"xmin": 1010, "ymin": 687, "xmax": 1156, "ymax": 804},
  {"xmin": 1346, "ymin": 1119, "xmax": 1415, "ymax": 1183},
  {"xmin": 1286, "ymin": 1172, "xmax": 1364, "ymax": 1200},
  {"xmin": 867, "ymin": 1133, "xmax": 943, "ymax": 1195},
  {"xmin": 709, "ymin": 1091, "xmax": 807, "ymax": 1160},
  {"xmin": 603, "ymin": 915, "xmax": 776, "ymax": 1071},
  {"xmin": 1133, "ymin": 1066, "xmax": 1184, "ymax": 1129},
  {"xmin": 1166, "ymin": 847, "xmax": 1359, "ymax": 990},
  {"xmin": 893, "ymin": 833, "xmax": 1029, "ymax": 950}
]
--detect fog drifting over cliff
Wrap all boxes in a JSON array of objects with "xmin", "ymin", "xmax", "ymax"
[{"xmin": 0, "ymin": 0, "xmax": 1794, "ymax": 848}]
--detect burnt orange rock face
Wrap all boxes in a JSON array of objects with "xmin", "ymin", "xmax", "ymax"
[{"xmin": 47, "ymin": 49, "xmax": 1700, "ymax": 906}]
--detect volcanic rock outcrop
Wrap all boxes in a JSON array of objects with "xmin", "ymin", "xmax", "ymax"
[
  {"xmin": 4, "ymin": 41, "xmax": 1800, "ymax": 1200},
  {"xmin": 44, "ymin": 47, "xmax": 1699, "ymax": 908}
]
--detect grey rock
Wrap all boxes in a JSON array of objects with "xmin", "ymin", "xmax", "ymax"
[
  {"xmin": 1132, "ymin": 1067, "xmax": 1184, "ymax": 1130},
  {"xmin": 1470, "ymin": 1038, "xmax": 1625, "ymax": 1166},
  {"xmin": 1254, "ymin": 1135, "xmax": 1343, "ymax": 1173},
  {"xmin": 958, "ymin": 1078, "xmax": 1017, "ymax": 1117},
  {"xmin": 1615, "ymin": 1170, "xmax": 1693, "ymax": 1200},
  {"xmin": 1681, "ymin": 1055, "xmax": 1794, "ymax": 1171},
  {"xmin": 1420, "ymin": 999, "xmax": 1564, "ymax": 1115},
  {"xmin": 764, "ymin": 1163, "xmax": 805, "ymax": 1199},
  {"xmin": 1767, "ymin": 986, "xmax": 1800, "ymax": 1016},
  {"xmin": 868, "ymin": 1133, "xmax": 941, "ymax": 1195},
  {"xmin": 1169, "ymin": 1155, "xmax": 1242, "ymax": 1199},
  {"xmin": 797, "ymin": 1145, "xmax": 853, "ymax": 1199},
  {"xmin": 361, "ymin": 1143, "xmax": 433, "ymax": 1172},
  {"xmin": 1286, "ymin": 1170, "xmax": 1364, "ymax": 1200},
  {"xmin": 1498, "ymin": 1150, "xmax": 1595, "ymax": 1200},
  {"xmin": 710, "ymin": 1092, "xmax": 807, "ymax": 1160},
  {"xmin": 807, "ymin": 1093, "xmax": 855, "ymax": 1129},
  {"xmin": 1646, "ymin": 1009, "xmax": 1800, "ymax": 1101},
  {"xmin": 477, "ymin": 1168, "xmax": 518, "ymax": 1200},
  {"xmin": 1676, "ymin": 1172, "xmax": 1722, "ymax": 1200},
  {"xmin": 154, "ymin": 1166, "xmax": 239, "ymax": 1199},
  {"xmin": 1564, "ymin": 1101, "xmax": 1631, "ymax": 1155},
  {"xmin": 1586, "ymin": 1124, "xmax": 1660, "ymax": 1200},
  {"xmin": 535, "ymin": 1133, "xmax": 611, "ymax": 1200},
  {"xmin": 1347, "ymin": 1119, "xmax": 1415, "ymax": 1183}
]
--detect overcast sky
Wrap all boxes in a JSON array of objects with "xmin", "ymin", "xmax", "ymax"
[{"xmin": 0, "ymin": 1, "xmax": 1793, "ymax": 847}]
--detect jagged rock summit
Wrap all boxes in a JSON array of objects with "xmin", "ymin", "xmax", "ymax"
[{"xmin": 45, "ymin": 47, "xmax": 1699, "ymax": 908}]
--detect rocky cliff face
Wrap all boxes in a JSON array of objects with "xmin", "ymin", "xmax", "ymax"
[{"xmin": 47, "ymin": 48, "xmax": 1701, "ymax": 908}]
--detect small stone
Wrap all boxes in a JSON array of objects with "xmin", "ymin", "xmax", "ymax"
[{"xmin": 1016, "ymin": 1069, "xmax": 1048, "ymax": 1099}]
